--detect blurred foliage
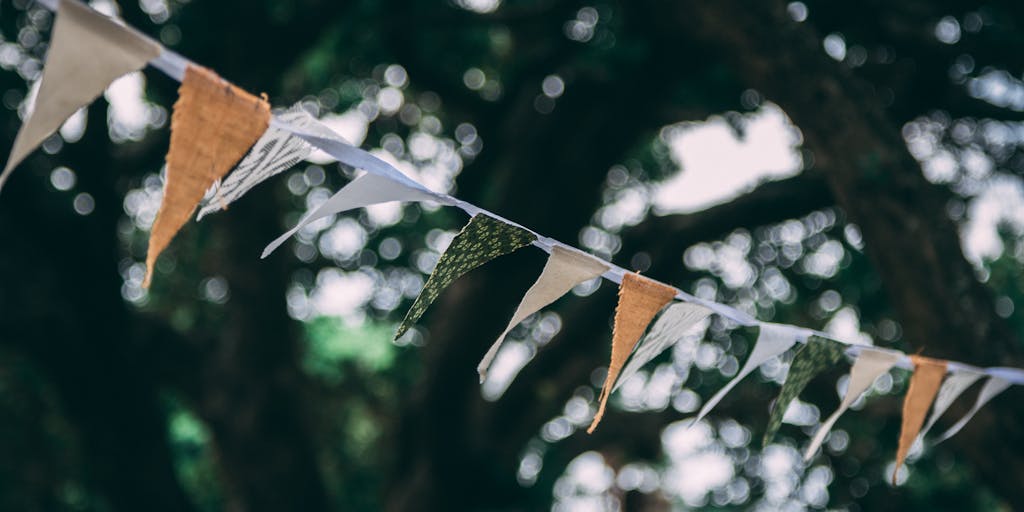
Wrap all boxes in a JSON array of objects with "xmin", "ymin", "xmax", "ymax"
[{"xmin": 1, "ymin": 0, "xmax": 1024, "ymax": 511}]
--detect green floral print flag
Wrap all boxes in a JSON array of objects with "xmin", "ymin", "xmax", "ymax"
[
  {"xmin": 395, "ymin": 214, "xmax": 536, "ymax": 339},
  {"xmin": 763, "ymin": 335, "xmax": 846, "ymax": 447}
]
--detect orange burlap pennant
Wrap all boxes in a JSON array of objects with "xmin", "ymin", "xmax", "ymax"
[
  {"xmin": 144, "ymin": 65, "xmax": 270, "ymax": 287},
  {"xmin": 894, "ymin": 355, "xmax": 947, "ymax": 482},
  {"xmin": 588, "ymin": 272, "xmax": 677, "ymax": 433}
]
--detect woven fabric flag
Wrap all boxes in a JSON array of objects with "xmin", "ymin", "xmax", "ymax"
[
  {"xmin": 612, "ymin": 302, "xmax": 712, "ymax": 392},
  {"xmin": 1, "ymin": 0, "xmax": 161, "ymax": 191},
  {"xmin": 933, "ymin": 375, "xmax": 1012, "ymax": 445},
  {"xmin": 693, "ymin": 322, "xmax": 803, "ymax": 426},
  {"xmin": 395, "ymin": 214, "xmax": 536, "ymax": 340},
  {"xmin": 477, "ymin": 245, "xmax": 609, "ymax": 382},
  {"xmin": 588, "ymin": 272, "xmax": 678, "ymax": 433},
  {"xmin": 916, "ymin": 369, "xmax": 983, "ymax": 443},
  {"xmin": 262, "ymin": 171, "xmax": 437, "ymax": 258},
  {"xmin": 197, "ymin": 106, "xmax": 339, "ymax": 220},
  {"xmin": 804, "ymin": 347, "xmax": 902, "ymax": 460},
  {"xmin": 145, "ymin": 65, "xmax": 270, "ymax": 287},
  {"xmin": 894, "ymin": 355, "xmax": 947, "ymax": 481},
  {"xmin": 764, "ymin": 336, "xmax": 846, "ymax": 447}
]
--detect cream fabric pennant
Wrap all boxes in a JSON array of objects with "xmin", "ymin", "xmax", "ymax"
[
  {"xmin": 916, "ymin": 370, "xmax": 984, "ymax": 443},
  {"xmin": 895, "ymin": 355, "xmax": 947, "ymax": 481},
  {"xmin": 804, "ymin": 348, "xmax": 902, "ymax": 460},
  {"xmin": 933, "ymin": 375, "xmax": 1012, "ymax": 446},
  {"xmin": 1, "ymin": 0, "xmax": 161, "ymax": 191},
  {"xmin": 197, "ymin": 106, "xmax": 338, "ymax": 220},
  {"xmin": 477, "ymin": 246, "xmax": 609, "ymax": 382},
  {"xmin": 145, "ymin": 65, "xmax": 270, "ymax": 287},
  {"xmin": 262, "ymin": 172, "xmax": 437, "ymax": 258},
  {"xmin": 612, "ymin": 302, "xmax": 712, "ymax": 392},
  {"xmin": 588, "ymin": 272, "xmax": 677, "ymax": 433},
  {"xmin": 692, "ymin": 322, "xmax": 802, "ymax": 425}
]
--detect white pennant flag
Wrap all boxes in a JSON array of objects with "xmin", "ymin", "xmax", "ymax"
[
  {"xmin": 916, "ymin": 369, "xmax": 984, "ymax": 443},
  {"xmin": 477, "ymin": 245, "xmax": 609, "ymax": 382},
  {"xmin": 1, "ymin": 0, "xmax": 161, "ymax": 191},
  {"xmin": 262, "ymin": 172, "xmax": 437, "ymax": 258},
  {"xmin": 692, "ymin": 322, "xmax": 803, "ymax": 425},
  {"xmin": 612, "ymin": 302, "xmax": 712, "ymax": 392},
  {"xmin": 932, "ymin": 375, "xmax": 1012, "ymax": 445},
  {"xmin": 804, "ymin": 347, "xmax": 902, "ymax": 460},
  {"xmin": 197, "ymin": 107, "xmax": 336, "ymax": 220}
]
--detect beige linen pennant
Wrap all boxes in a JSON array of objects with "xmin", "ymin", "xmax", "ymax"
[
  {"xmin": 1, "ymin": 0, "xmax": 161, "ymax": 191},
  {"xmin": 933, "ymin": 375, "xmax": 1012, "ymax": 445},
  {"xmin": 477, "ymin": 246, "xmax": 609, "ymax": 382},
  {"xmin": 804, "ymin": 348, "xmax": 902, "ymax": 460},
  {"xmin": 916, "ymin": 369, "xmax": 984, "ymax": 444},
  {"xmin": 693, "ymin": 322, "xmax": 802, "ymax": 426}
]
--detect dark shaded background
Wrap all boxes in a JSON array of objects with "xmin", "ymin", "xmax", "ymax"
[{"xmin": 2, "ymin": 0, "xmax": 1024, "ymax": 510}]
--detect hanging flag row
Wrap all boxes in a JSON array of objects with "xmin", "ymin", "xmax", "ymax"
[{"xmin": 5, "ymin": 0, "xmax": 1022, "ymax": 483}]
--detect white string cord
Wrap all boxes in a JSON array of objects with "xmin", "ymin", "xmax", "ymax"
[{"xmin": 30, "ymin": 0, "xmax": 1024, "ymax": 385}]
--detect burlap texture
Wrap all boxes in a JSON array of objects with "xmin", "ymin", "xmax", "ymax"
[
  {"xmin": 588, "ymin": 272, "xmax": 677, "ymax": 433},
  {"xmin": 894, "ymin": 355, "xmax": 947, "ymax": 482},
  {"xmin": 144, "ymin": 65, "xmax": 270, "ymax": 287}
]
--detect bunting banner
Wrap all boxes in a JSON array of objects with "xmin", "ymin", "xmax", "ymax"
[
  {"xmin": 895, "ymin": 356, "xmax": 947, "ymax": 481},
  {"xmin": 197, "ymin": 106, "xmax": 332, "ymax": 220},
  {"xmin": 588, "ymin": 272, "xmax": 677, "ymax": 433},
  {"xmin": 262, "ymin": 171, "xmax": 438, "ymax": 258},
  {"xmin": 933, "ymin": 375, "xmax": 1012, "ymax": 445},
  {"xmin": 916, "ymin": 369, "xmax": 984, "ymax": 444},
  {"xmin": 693, "ymin": 322, "xmax": 803, "ymax": 425},
  {"xmin": 10, "ymin": 0, "xmax": 1024, "ymax": 487},
  {"xmin": 0, "ymin": 0, "xmax": 161, "ymax": 191},
  {"xmin": 804, "ymin": 347, "xmax": 902, "ymax": 460},
  {"xmin": 477, "ymin": 245, "xmax": 609, "ymax": 382},
  {"xmin": 764, "ymin": 336, "xmax": 845, "ymax": 447},
  {"xmin": 395, "ymin": 214, "xmax": 537, "ymax": 340},
  {"xmin": 613, "ymin": 302, "xmax": 712, "ymax": 392},
  {"xmin": 145, "ymin": 65, "xmax": 270, "ymax": 287}
]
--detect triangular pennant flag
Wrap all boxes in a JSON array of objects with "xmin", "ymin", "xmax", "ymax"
[
  {"xmin": 612, "ymin": 302, "xmax": 712, "ymax": 392},
  {"xmin": 917, "ymin": 369, "xmax": 984, "ymax": 443},
  {"xmin": 764, "ymin": 336, "xmax": 846, "ymax": 447},
  {"xmin": 197, "ymin": 106, "xmax": 338, "ymax": 220},
  {"xmin": 804, "ymin": 347, "xmax": 902, "ymax": 460},
  {"xmin": 693, "ymin": 322, "xmax": 802, "ymax": 426},
  {"xmin": 262, "ymin": 172, "xmax": 436, "ymax": 258},
  {"xmin": 1, "ymin": 0, "xmax": 161, "ymax": 191},
  {"xmin": 395, "ymin": 214, "xmax": 537, "ymax": 340},
  {"xmin": 477, "ymin": 245, "xmax": 609, "ymax": 382},
  {"xmin": 933, "ymin": 375, "xmax": 1012, "ymax": 446},
  {"xmin": 144, "ymin": 65, "xmax": 270, "ymax": 287},
  {"xmin": 894, "ymin": 355, "xmax": 947, "ymax": 482},
  {"xmin": 588, "ymin": 272, "xmax": 677, "ymax": 433}
]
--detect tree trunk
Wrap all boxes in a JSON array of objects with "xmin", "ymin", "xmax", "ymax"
[
  {"xmin": 655, "ymin": 0, "xmax": 1024, "ymax": 506},
  {"xmin": 0, "ymin": 103, "xmax": 197, "ymax": 512}
]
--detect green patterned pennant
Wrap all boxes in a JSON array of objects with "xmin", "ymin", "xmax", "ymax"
[
  {"xmin": 395, "ymin": 214, "xmax": 536, "ymax": 339},
  {"xmin": 763, "ymin": 336, "xmax": 846, "ymax": 447}
]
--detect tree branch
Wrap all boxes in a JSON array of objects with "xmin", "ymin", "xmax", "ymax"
[
  {"xmin": 649, "ymin": 0, "xmax": 1024, "ymax": 505},
  {"xmin": 621, "ymin": 172, "xmax": 834, "ymax": 266}
]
